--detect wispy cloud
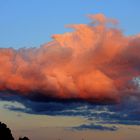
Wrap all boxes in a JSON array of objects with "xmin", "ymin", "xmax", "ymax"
[{"xmin": 72, "ymin": 123, "xmax": 118, "ymax": 131}]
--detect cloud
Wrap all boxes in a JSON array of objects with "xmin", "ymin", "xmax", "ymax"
[
  {"xmin": 0, "ymin": 14, "xmax": 140, "ymax": 104},
  {"xmin": 3, "ymin": 93, "xmax": 140, "ymax": 125},
  {"xmin": 0, "ymin": 14, "xmax": 140, "ymax": 130},
  {"xmin": 72, "ymin": 123, "xmax": 118, "ymax": 131}
]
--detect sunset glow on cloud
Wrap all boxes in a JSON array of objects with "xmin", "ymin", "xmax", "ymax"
[{"xmin": 0, "ymin": 14, "xmax": 140, "ymax": 105}]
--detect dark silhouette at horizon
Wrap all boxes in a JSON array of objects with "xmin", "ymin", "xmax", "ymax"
[
  {"xmin": 0, "ymin": 122, "xmax": 30, "ymax": 140},
  {"xmin": 0, "ymin": 122, "xmax": 14, "ymax": 140},
  {"xmin": 19, "ymin": 137, "xmax": 30, "ymax": 140}
]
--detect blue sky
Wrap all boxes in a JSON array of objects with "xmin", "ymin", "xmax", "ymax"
[{"xmin": 0, "ymin": 0, "xmax": 140, "ymax": 48}]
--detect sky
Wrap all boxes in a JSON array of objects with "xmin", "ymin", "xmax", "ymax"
[
  {"xmin": 0, "ymin": 0, "xmax": 140, "ymax": 140},
  {"xmin": 0, "ymin": 0, "xmax": 140, "ymax": 48}
]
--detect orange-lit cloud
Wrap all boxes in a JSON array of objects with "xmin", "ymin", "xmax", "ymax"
[{"xmin": 0, "ymin": 14, "xmax": 140, "ymax": 103}]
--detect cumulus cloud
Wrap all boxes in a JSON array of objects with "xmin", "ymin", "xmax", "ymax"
[
  {"xmin": 0, "ymin": 14, "xmax": 140, "ymax": 104},
  {"xmin": 0, "ymin": 14, "xmax": 140, "ymax": 130}
]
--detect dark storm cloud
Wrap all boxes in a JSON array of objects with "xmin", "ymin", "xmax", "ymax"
[{"xmin": 2, "ymin": 92, "xmax": 140, "ymax": 131}]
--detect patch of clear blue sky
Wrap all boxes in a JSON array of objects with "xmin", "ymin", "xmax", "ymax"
[{"xmin": 0, "ymin": 0, "xmax": 140, "ymax": 48}]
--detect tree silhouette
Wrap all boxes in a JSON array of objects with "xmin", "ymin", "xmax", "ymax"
[
  {"xmin": 0, "ymin": 122, "xmax": 14, "ymax": 140},
  {"xmin": 19, "ymin": 137, "xmax": 30, "ymax": 140},
  {"xmin": 0, "ymin": 122, "xmax": 30, "ymax": 140}
]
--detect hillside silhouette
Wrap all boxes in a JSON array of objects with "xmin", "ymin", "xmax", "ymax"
[{"xmin": 0, "ymin": 122, "xmax": 30, "ymax": 140}]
